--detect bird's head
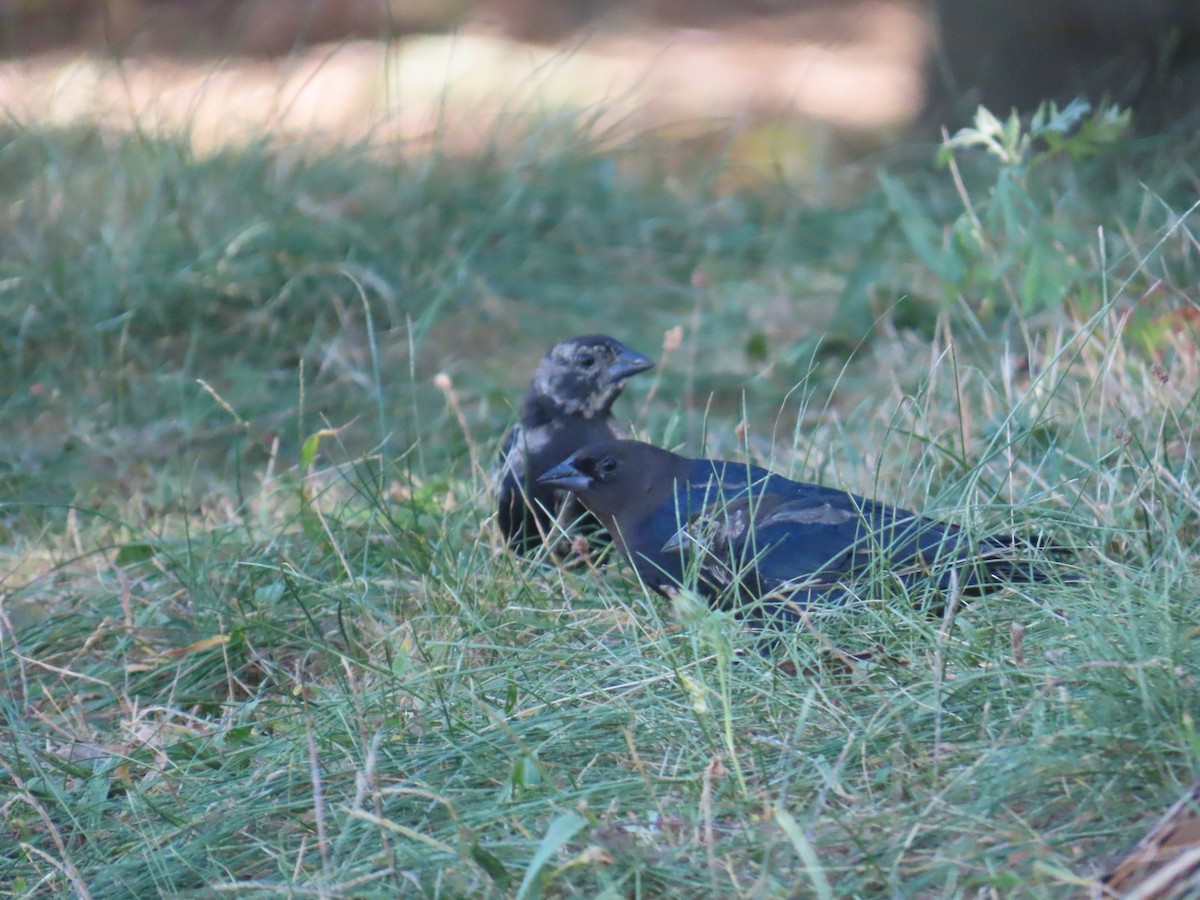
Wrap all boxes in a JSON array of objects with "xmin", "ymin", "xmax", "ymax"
[
  {"xmin": 528, "ymin": 336, "xmax": 653, "ymax": 419},
  {"xmin": 537, "ymin": 439, "xmax": 686, "ymax": 523}
]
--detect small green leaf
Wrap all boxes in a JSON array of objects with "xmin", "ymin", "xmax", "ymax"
[
  {"xmin": 471, "ymin": 841, "xmax": 512, "ymax": 887},
  {"xmin": 223, "ymin": 726, "xmax": 256, "ymax": 747},
  {"xmin": 744, "ymin": 331, "xmax": 769, "ymax": 362},
  {"xmin": 81, "ymin": 771, "xmax": 112, "ymax": 809},
  {"xmin": 299, "ymin": 432, "xmax": 321, "ymax": 472},
  {"xmin": 1034, "ymin": 97, "xmax": 1092, "ymax": 140},
  {"xmin": 518, "ymin": 755, "xmax": 541, "ymax": 790},
  {"xmin": 254, "ymin": 582, "xmax": 285, "ymax": 605},
  {"xmin": 115, "ymin": 542, "xmax": 156, "ymax": 565}
]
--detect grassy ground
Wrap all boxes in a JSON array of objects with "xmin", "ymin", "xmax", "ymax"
[{"xmin": 1, "ymin": 108, "xmax": 1198, "ymax": 897}]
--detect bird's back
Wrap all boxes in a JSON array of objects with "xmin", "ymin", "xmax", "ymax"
[{"xmin": 661, "ymin": 458, "xmax": 1033, "ymax": 607}]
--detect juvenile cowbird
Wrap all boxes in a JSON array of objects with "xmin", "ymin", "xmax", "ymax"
[
  {"xmin": 495, "ymin": 336, "xmax": 654, "ymax": 555},
  {"xmin": 539, "ymin": 439, "xmax": 1063, "ymax": 620}
]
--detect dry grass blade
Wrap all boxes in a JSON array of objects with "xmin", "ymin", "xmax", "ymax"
[{"xmin": 1101, "ymin": 780, "xmax": 1200, "ymax": 900}]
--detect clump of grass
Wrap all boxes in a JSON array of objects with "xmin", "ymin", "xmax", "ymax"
[{"xmin": 1, "ymin": 103, "xmax": 1198, "ymax": 897}]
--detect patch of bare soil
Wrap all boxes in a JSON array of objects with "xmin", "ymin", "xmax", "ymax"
[{"xmin": 0, "ymin": 2, "xmax": 927, "ymax": 152}]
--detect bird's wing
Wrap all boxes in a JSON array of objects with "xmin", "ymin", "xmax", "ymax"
[
  {"xmin": 494, "ymin": 426, "xmax": 524, "ymax": 483},
  {"xmin": 493, "ymin": 427, "xmax": 526, "ymax": 541},
  {"xmin": 669, "ymin": 483, "xmax": 966, "ymax": 594}
]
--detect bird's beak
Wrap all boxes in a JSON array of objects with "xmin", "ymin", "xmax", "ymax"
[
  {"xmin": 604, "ymin": 346, "xmax": 655, "ymax": 385},
  {"xmin": 660, "ymin": 528, "xmax": 693, "ymax": 554},
  {"xmin": 537, "ymin": 459, "xmax": 592, "ymax": 493}
]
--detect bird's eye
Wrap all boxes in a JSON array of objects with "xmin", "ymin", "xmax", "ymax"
[
  {"xmin": 598, "ymin": 456, "xmax": 619, "ymax": 475},
  {"xmin": 577, "ymin": 353, "xmax": 596, "ymax": 370}
]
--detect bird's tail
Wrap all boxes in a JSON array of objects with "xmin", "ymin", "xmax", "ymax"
[{"xmin": 973, "ymin": 532, "xmax": 1079, "ymax": 588}]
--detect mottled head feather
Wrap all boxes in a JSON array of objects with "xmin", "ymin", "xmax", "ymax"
[{"xmin": 527, "ymin": 335, "xmax": 653, "ymax": 421}]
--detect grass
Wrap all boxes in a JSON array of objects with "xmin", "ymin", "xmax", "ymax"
[{"xmin": 0, "ymin": 103, "xmax": 1198, "ymax": 898}]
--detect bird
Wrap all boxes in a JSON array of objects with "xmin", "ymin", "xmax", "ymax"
[
  {"xmin": 537, "ymin": 438, "xmax": 1065, "ymax": 622},
  {"xmin": 495, "ymin": 336, "xmax": 654, "ymax": 556}
]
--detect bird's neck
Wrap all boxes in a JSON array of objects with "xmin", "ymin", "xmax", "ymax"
[
  {"xmin": 522, "ymin": 392, "xmax": 607, "ymax": 428},
  {"xmin": 610, "ymin": 459, "xmax": 692, "ymax": 537}
]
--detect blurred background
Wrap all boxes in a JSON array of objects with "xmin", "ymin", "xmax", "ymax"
[
  {"xmin": 2, "ymin": 0, "xmax": 1198, "ymax": 152},
  {"xmin": 3, "ymin": 8, "xmax": 1199, "ymax": 895}
]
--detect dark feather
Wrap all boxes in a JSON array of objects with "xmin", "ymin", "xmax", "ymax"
[
  {"xmin": 539, "ymin": 439, "xmax": 1072, "ymax": 621},
  {"xmin": 495, "ymin": 337, "xmax": 653, "ymax": 555}
]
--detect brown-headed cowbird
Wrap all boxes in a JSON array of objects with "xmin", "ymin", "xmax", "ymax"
[
  {"xmin": 495, "ymin": 337, "xmax": 654, "ymax": 555},
  {"xmin": 539, "ymin": 438, "xmax": 1065, "ymax": 620}
]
